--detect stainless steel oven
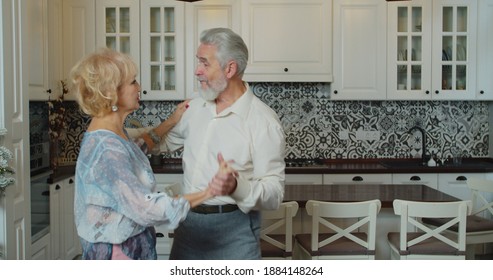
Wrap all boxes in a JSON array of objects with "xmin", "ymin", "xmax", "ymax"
[{"xmin": 30, "ymin": 142, "xmax": 50, "ymax": 175}]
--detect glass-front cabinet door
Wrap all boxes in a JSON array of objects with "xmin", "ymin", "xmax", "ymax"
[
  {"xmin": 140, "ymin": 0, "xmax": 185, "ymax": 100},
  {"xmin": 432, "ymin": 0, "xmax": 477, "ymax": 100},
  {"xmin": 96, "ymin": 1, "xmax": 140, "ymax": 66},
  {"xmin": 388, "ymin": 0, "xmax": 432, "ymax": 100},
  {"xmin": 388, "ymin": 0, "xmax": 477, "ymax": 100}
]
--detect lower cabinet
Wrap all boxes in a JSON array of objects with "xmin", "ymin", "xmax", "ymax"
[
  {"xmin": 154, "ymin": 174, "xmax": 183, "ymax": 259},
  {"xmin": 49, "ymin": 176, "xmax": 81, "ymax": 260},
  {"xmin": 437, "ymin": 173, "xmax": 485, "ymax": 201},
  {"xmin": 31, "ymin": 233, "xmax": 51, "ymax": 260},
  {"xmin": 392, "ymin": 173, "xmax": 438, "ymax": 189}
]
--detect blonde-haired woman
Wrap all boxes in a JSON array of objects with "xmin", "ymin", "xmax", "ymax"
[{"xmin": 70, "ymin": 48, "xmax": 218, "ymax": 260}]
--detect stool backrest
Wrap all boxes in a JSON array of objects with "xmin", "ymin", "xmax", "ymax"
[
  {"xmin": 393, "ymin": 199, "xmax": 471, "ymax": 252},
  {"xmin": 306, "ymin": 199, "xmax": 381, "ymax": 252},
  {"xmin": 261, "ymin": 201, "xmax": 299, "ymax": 252},
  {"xmin": 467, "ymin": 177, "xmax": 493, "ymax": 217}
]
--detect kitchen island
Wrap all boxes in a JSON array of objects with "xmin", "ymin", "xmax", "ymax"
[
  {"xmin": 284, "ymin": 183, "xmax": 459, "ymax": 208},
  {"xmin": 284, "ymin": 183, "xmax": 460, "ymax": 260},
  {"xmin": 151, "ymin": 158, "xmax": 492, "ymax": 259}
]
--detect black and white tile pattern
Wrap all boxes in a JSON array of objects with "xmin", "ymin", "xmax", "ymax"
[{"xmin": 29, "ymin": 82, "xmax": 489, "ymax": 165}]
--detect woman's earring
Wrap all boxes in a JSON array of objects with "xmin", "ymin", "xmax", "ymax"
[{"xmin": 111, "ymin": 105, "xmax": 118, "ymax": 112}]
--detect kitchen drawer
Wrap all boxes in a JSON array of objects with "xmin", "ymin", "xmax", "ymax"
[
  {"xmin": 438, "ymin": 173, "xmax": 485, "ymax": 201},
  {"xmin": 392, "ymin": 173, "xmax": 438, "ymax": 189},
  {"xmin": 323, "ymin": 174, "xmax": 392, "ymax": 184}
]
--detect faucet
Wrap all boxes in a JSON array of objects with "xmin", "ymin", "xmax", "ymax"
[{"xmin": 408, "ymin": 126, "xmax": 427, "ymax": 166}]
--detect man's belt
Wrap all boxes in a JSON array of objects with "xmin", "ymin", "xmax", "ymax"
[{"xmin": 191, "ymin": 204, "xmax": 239, "ymax": 214}]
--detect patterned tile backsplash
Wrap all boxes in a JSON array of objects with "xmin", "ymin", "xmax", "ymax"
[{"xmin": 30, "ymin": 82, "xmax": 489, "ymax": 165}]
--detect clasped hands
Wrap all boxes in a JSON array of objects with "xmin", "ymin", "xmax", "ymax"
[{"xmin": 207, "ymin": 153, "xmax": 238, "ymax": 197}]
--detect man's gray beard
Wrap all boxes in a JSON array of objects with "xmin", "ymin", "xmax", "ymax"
[
  {"xmin": 199, "ymin": 87, "xmax": 220, "ymax": 101},
  {"xmin": 198, "ymin": 77, "xmax": 227, "ymax": 101}
]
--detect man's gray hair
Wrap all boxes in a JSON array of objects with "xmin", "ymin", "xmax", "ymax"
[{"xmin": 199, "ymin": 28, "xmax": 248, "ymax": 77}]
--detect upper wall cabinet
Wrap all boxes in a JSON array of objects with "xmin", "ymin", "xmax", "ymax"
[
  {"xmin": 476, "ymin": 0, "xmax": 493, "ymax": 100},
  {"xmin": 95, "ymin": 0, "xmax": 185, "ymax": 101},
  {"xmin": 96, "ymin": 0, "xmax": 241, "ymax": 100},
  {"xmin": 241, "ymin": 0, "xmax": 332, "ymax": 82},
  {"xmin": 331, "ymin": 0, "xmax": 387, "ymax": 100},
  {"xmin": 95, "ymin": 0, "xmax": 140, "ymax": 68},
  {"xmin": 387, "ymin": 0, "xmax": 478, "ymax": 100},
  {"xmin": 185, "ymin": 0, "xmax": 241, "ymax": 99},
  {"xmin": 62, "ymin": 0, "xmax": 96, "ymax": 101},
  {"xmin": 140, "ymin": 0, "xmax": 185, "ymax": 100},
  {"xmin": 26, "ymin": 0, "xmax": 63, "ymax": 101}
]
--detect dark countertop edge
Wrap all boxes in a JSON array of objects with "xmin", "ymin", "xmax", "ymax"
[
  {"xmin": 47, "ymin": 158, "xmax": 493, "ymax": 182},
  {"xmin": 151, "ymin": 158, "xmax": 493, "ymax": 174},
  {"xmin": 46, "ymin": 165, "xmax": 76, "ymax": 184}
]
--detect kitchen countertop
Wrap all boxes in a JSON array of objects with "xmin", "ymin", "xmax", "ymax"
[
  {"xmin": 283, "ymin": 183, "xmax": 459, "ymax": 208},
  {"xmin": 46, "ymin": 165, "xmax": 76, "ymax": 184},
  {"xmin": 46, "ymin": 158, "xmax": 493, "ymax": 183},
  {"xmin": 151, "ymin": 158, "xmax": 493, "ymax": 174}
]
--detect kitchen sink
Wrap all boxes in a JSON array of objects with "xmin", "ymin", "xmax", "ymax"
[{"xmin": 379, "ymin": 160, "xmax": 427, "ymax": 168}]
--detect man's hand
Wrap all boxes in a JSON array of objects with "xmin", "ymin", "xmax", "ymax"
[{"xmin": 208, "ymin": 153, "xmax": 238, "ymax": 196}]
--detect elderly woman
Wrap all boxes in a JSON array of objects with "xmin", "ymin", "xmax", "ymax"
[{"xmin": 69, "ymin": 48, "xmax": 219, "ymax": 260}]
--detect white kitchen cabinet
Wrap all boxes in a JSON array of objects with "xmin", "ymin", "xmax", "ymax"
[
  {"xmin": 185, "ymin": 0, "xmax": 241, "ymax": 98},
  {"xmin": 62, "ymin": 0, "xmax": 96, "ymax": 101},
  {"xmin": 26, "ymin": 0, "xmax": 63, "ymax": 101},
  {"xmin": 95, "ymin": 0, "xmax": 140, "ymax": 64},
  {"xmin": 438, "ymin": 173, "xmax": 485, "ymax": 201},
  {"xmin": 331, "ymin": 0, "xmax": 387, "ymax": 100},
  {"xmin": 31, "ymin": 233, "xmax": 51, "ymax": 260},
  {"xmin": 241, "ymin": 0, "xmax": 332, "ymax": 82},
  {"xmin": 323, "ymin": 174, "xmax": 392, "ymax": 185},
  {"xmin": 387, "ymin": 0, "xmax": 478, "ymax": 100},
  {"xmin": 476, "ymin": 0, "xmax": 493, "ymax": 100},
  {"xmin": 49, "ymin": 179, "xmax": 62, "ymax": 259},
  {"xmin": 154, "ymin": 173, "xmax": 183, "ymax": 259},
  {"xmin": 392, "ymin": 173, "xmax": 438, "ymax": 189},
  {"xmin": 95, "ymin": 0, "xmax": 186, "ymax": 101},
  {"xmin": 50, "ymin": 176, "xmax": 81, "ymax": 260},
  {"xmin": 140, "ymin": 0, "xmax": 185, "ymax": 100}
]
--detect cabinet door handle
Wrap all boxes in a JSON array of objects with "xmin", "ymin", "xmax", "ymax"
[
  {"xmin": 410, "ymin": 176, "xmax": 421, "ymax": 181},
  {"xmin": 69, "ymin": 178, "xmax": 74, "ymax": 184},
  {"xmin": 55, "ymin": 184, "xmax": 61, "ymax": 190},
  {"xmin": 283, "ymin": 68, "xmax": 288, "ymax": 72},
  {"xmin": 425, "ymin": 90, "xmax": 430, "ymax": 95},
  {"xmin": 480, "ymin": 90, "xmax": 485, "ymax": 94},
  {"xmin": 156, "ymin": 232, "xmax": 165, "ymax": 238},
  {"xmin": 46, "ymin": 89, "xmax": 52, "ymax": 94},
  {"xmin": 456, "ymin": 175, "xmax": 467, "ymax": 181},
  {"xmin": 333, "ymin": 90, "xmax": 338, "ymax": 94},
  {"xmin": 435, "ymin": 90, "xmax": 439, "ymax": 94},
  {"xmin": 143, "ymin": 90, "xmax": 147, "ymax": 95},
  {"xmin": 352, "ymin": 176, "xmax": 363, "ymax": 182}
]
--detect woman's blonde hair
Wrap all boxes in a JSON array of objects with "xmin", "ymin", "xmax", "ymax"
[{"xmin": 69, "ymin": 48, "xmax": 138, "ymax": 117}]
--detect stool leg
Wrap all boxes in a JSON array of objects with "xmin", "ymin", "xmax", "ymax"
[{"xmin": 466, "ymin": 244, "xmax": 476, "ymax": 260}]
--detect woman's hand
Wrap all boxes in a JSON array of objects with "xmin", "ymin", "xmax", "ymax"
[{"xmin": 167, "ymin": 100, "xmax": 190, "ymax": 125}]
